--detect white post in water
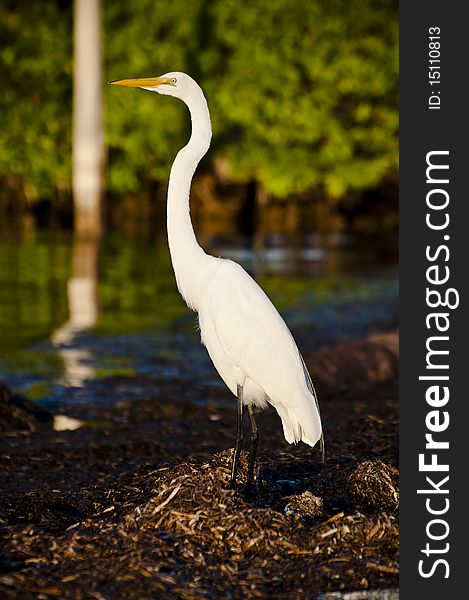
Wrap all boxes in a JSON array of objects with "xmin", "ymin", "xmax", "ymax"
[{"xmin": 73, "ymin": 0, "xmax": 104, "ymax": 237}]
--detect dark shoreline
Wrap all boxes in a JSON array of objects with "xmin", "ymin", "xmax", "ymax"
[{"xmin": 0, "ymin": 332, "xmax": 398, "ymax": 598}]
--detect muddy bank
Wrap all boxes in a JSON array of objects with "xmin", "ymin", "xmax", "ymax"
[{"xmin": 0, "ymin": 333, "xmax": 398, "ymax": 599}]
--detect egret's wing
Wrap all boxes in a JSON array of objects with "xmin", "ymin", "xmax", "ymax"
[
  {"xmin": 299, "ymin": 352, "xmax": 325, "ymax": 460},
  {"xmin": 204, "ymin": 260, "xmax": 312, "ymax": 404},
  {"xmin": 202, "ymin": 260, "xmax": 322, "ymax": 448}
]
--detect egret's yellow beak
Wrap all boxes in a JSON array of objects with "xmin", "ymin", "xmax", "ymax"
[{"xmin": 109, "ymin": 77, "xmax": 172, "ymax": 88}]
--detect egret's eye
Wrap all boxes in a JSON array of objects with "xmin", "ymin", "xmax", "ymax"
[{"xmin": 169, "ymin": 78, "xmax": 177, "ymax": 85}]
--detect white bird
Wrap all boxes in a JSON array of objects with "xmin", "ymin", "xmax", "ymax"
[{"xmin": 111, "ymin": 72, "xmax": 324, "ymax": 489}]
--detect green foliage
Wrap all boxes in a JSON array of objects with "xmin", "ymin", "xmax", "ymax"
[
  {"xmin": 0, "ymin": 0, "xmax": 397, "ymax": 201},
  {"xmin": 0, "ymin": 2, "xmax": 73, "ymax": 199},
  {"xmin": 105, "ymin": 0, "xmax": 205, "ymax": 191},
  {"xmin": 200, "ymin": 0, "xmax": 398, "ymax": 197}
]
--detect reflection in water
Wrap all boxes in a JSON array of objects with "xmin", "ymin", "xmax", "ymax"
[
  {"xmin": 52, "ymin": 238, "xmax": 99, "ymax": 388},
  {"xmin": 216, "ymin": 244, "xmax": 327, "ymax": 278},
  {"xmin": 0, "ymin": 231, "xmax": 398, "ymax": 407}
]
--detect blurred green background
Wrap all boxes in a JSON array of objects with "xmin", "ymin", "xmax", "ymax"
[
  {"xmin": 0, "ymin": 0, "xmax": 398, "ymax": 233},
  {"xmin": 0, "ymin": 0, "xmax": 398, "ymax": 404}
]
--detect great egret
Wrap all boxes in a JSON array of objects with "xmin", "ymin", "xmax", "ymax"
[{"xmin": 111, "ymin": 72, "xmax": 324, "ymax": 489}]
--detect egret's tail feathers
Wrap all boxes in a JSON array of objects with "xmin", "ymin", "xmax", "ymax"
[
  {"xmin": 276, "ymin": 402, "xmax": 322, "ymax": 449},
  {"xmin": 278, "ymin": 406, "xmax": 298, "ymax": 445}
]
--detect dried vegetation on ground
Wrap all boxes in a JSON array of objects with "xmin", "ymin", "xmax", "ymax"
[{"xmin": 0, "ymin": 333, "xmax": 398, "ymax": 599}]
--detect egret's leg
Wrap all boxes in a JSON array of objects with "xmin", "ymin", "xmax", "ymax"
[
  {"xmin": 230, "ymin": 384, "xmax": 244, "ymax": 489},
  {"xmin": 246, "ymin": 404, "xmax": 259, "ymax": 490}
]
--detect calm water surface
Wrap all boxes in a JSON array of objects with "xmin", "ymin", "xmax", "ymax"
[{"xmin": 0, "ymin": 231, "xmax": 397, "ymax": 408}]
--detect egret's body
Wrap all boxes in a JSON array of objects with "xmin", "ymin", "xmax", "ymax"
[
  {"xmin": 199, "ymin": 259, "xmax": 321, "ymax": 445},
  {"xmin": 111, "ymin": 72, "xmax": 323, "ymax": 487}
]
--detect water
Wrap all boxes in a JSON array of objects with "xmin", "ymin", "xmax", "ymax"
[{"xmin": 0, "ymin": 231, "xmax": 397, "ymax": 409}]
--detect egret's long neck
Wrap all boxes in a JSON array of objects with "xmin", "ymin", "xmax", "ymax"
[{"xmin": 167, "ymin": 87, "xmax": 214, "ymax": 311}]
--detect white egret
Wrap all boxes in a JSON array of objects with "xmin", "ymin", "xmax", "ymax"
[{"xmin": 110, "ymin": 72, "xmax": 324, "ymax": 489}]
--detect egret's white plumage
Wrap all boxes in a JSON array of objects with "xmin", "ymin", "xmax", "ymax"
[
  {"xmin": 199, "ymin": 258, "xmax": 321, "ymax": 446},
  {"xmin": 111, "ymin": 72, "xmax": 324, "ymax": 484}
]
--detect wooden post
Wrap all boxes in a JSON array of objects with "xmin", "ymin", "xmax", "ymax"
[{"xmin": 73, "ymin": 0, "xmax": 104, "ymax": 238}]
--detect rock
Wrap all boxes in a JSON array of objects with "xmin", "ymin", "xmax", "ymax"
[
  {"xmin": 284, "ymin": 490, "xmax": 324, "ymax": 519},
  {"xmin": 305, "ymin": 331, "xmax": 398, "ymax": 391},
  {"xmin": 317, "ymin": 590, "xmax": 399, "ymax": 600},
  {"xmin": 345, "ymin": 460, "xmax": 399, "ymax": 513},
  {"xmin": 0, "ymin": 381, "xmax": 52, "ymax": 433}
]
